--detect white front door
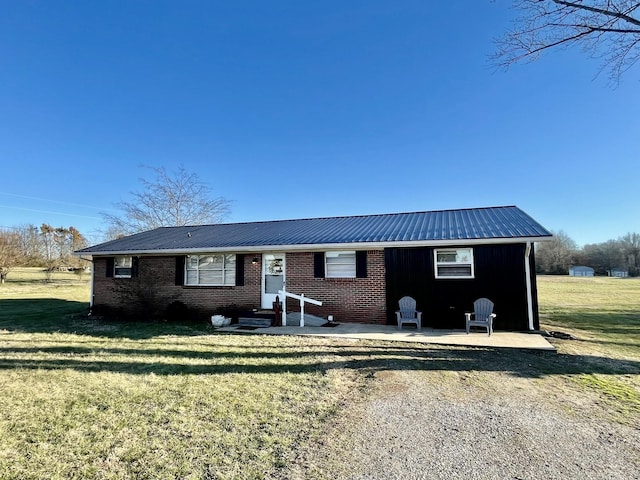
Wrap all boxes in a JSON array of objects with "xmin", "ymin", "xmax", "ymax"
[{"xmin": 261, "ymin": 253, "xmax": 285, "ymax": 309}]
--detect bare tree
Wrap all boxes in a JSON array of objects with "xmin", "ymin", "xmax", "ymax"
[
  {"xmin": 0, "ymin": 229, "xmax": 22, "ymax": 284},
  {"xmin": 39, "ymin": 224, "xmax": 58, "ymax": 281},
  {"xmin": 16, "ymin": 224, "xmax": 45, "ymax": 266},
  {"xmin": 619, "ymin": 232, "xmax": 640, "ymax": 275},
  {"xmin": 102, "ymin": 165, "xmax": 231, "ymax": 237},
  {"xmin": 536, "ymin": 230, "xmax": 578, "ymax": 274},
  {"xmin": 580, "ymin": 239, "xmax": 625, "ymax": 274},
  {"xmin": 494, "ymin": 1, "xmax": 640, "ymax": 84}
]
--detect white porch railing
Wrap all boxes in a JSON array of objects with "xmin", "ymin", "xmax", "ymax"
[{"xmin": 277, "ymin": 287, "xmax": 322, "ymax": 327}]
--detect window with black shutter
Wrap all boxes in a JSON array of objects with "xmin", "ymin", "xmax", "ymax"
[{"xmin": 314, "ymin": 251, "xmax": 367, "ymax": 278}]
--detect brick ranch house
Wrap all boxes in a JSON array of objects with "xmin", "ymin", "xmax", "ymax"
[{"xmin": 76, "ymin": 206, "xmax": 552, "ymax": 331}]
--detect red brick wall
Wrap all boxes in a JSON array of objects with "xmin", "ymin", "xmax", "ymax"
[
  {"xmin": 93, "ymin": 255, "xmax": 262, "ymax": 314},
  {"xmin": 92, "ymin": 250, "xmax": 387, "ymax": 324},
  {"xmin": 283, "ymin": 251, "xmax": 387, "ymax": 324}
]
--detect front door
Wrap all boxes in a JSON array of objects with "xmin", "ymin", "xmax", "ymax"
[{"xmin": 261, "ymin": 253, "xmax": 285, "ymax": 309}]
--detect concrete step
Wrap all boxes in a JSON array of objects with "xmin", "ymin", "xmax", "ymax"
[
  {"xmin": 284, "ymin": 312, "xmax": 327, "ymax": 327},
  {"xmin": 237, "ymin": 317, "xmax": 273, "ymax": 327}
]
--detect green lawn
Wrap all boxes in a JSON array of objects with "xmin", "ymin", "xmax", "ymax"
[
  {"xmin": 537, "ymin": 275, "xmax": 640, "ymax": 360},
  {"xmin": 0, "ymin": 269, "xmax": 638, "ymax": 479}
]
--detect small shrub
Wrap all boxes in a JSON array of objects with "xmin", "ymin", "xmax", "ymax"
[{"xmin": 165, "ymin": 300, "xmax": 190, "ymax": 322}]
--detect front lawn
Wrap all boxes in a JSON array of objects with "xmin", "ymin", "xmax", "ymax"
[
  {"xmin": 0, "ymin": 270, "xmax": 638, "ymax": 479},
  {"xmin": 0, "ymin": 269, "xmax": 366, "ymax": 479}
]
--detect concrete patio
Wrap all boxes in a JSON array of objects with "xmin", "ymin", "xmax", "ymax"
[{"xmin": 217, "ymin": 322, "xmax": 556, "ymax": 351}]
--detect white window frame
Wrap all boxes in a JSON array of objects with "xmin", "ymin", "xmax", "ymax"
[
  {"xmin": 434, "ymin": 248, "xmax": 474, "ymax": 279},
  {"xmin": 325, "ymin": 251, "xmax": 356, "ymax": 278},
  {"xmin": 184, "ymin": 254, "xmax": 236, "ymax": 286},
  {"xmin": 114, "ymin": 256, "xmax": 133, "ymax": 278}
]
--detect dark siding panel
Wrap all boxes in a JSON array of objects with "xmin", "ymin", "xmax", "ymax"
[
  {"xmin": 105, "ymin": 257, "xmax": 114, "ymax": 277},
  {"xmin": 473, "ymin": 244, "xmax": 529, "ymax": 331},
  {"xmin": 175, "ymin": 256, "xmax": 185, "ymax": 285},
  {"xmin": 235, "ymin": 254, "xmax": 245, "ymax": 286},
  {"xmin": 356, "ymin": 251, "xmax": 367, "ymax": 278},
  {"xmin": 313, "ymin": 252, "xmax": 325, "ymax": 278},
  {"xmin": 385, "ymin": 244, "xmax": 531, "ymax": 331},
  {"xmin": 385, "ymin": 248, "xmax": 433, "ymax": 328}
]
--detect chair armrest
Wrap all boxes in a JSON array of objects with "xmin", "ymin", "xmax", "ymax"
[{"xmin": 465, "ymin": 313, "xmax": 473, "ymax": 321}]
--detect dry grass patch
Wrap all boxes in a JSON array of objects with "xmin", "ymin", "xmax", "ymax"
[
  {"xmin": 537, "ymin": 275, "xmax": 640, "ymax": 426},
  {"xmin": 1, "ymin": 270, "xmax": 639, "ymax": 479},
  {"xmin": 0, "ymin": 269, "xmax": 368, "ymax": 479},
  {"xmin": 0, "ymin": 328, "xmax": 368, "ymax": 480}
]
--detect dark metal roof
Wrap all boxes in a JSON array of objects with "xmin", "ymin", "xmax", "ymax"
[{"xmin": 77, "ymin": 206, "xmax": 552, "ymax": 255}]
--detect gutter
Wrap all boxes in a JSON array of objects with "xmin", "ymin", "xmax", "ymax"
[{"xmin": 89, "ymin": 260, "xmax": 95, "ymax": 313}]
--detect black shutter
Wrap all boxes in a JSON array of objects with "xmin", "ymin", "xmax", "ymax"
[
  {"xmin": 356, "ymin": 251, "xmax": 367, "ymax": 278},
  {"xmin": 105, "ymin": 257, "xmax": 114, "ymax": 277},
  {"xmin": 313, "ymin": 252, "xmax": 325, "ymax": 278},
  {"xmin": 175, "ymin": 256, "xmax": 185, "ymax": 285},
  {"xmin": 131, "ymin": 257, "xmax": 139, "ymax": 278},
  {"xmin": 235, "ymin": 254, "xmax": 245, "ymax": 286}
]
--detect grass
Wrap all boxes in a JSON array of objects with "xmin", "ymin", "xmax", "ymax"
[
  {"xmin": 0, "ymin": 269, "xmax": 364, "ymax": 479},
  {"xmin": 536, "ymin": 275, "xmax": 640, "ymax": 425},
  {"xmin": 0, "ymin": 269, "xmax": 639, "ymax": 479},
  {"xmin": 538, "ymin": 275, "xmax": 640, "ymax": 359}
]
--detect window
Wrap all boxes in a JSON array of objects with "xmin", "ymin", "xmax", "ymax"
[
  {"xmin": 434, "ymin": 248, "xmax": 474, "ymax": 278},
  {"xmin": 114, "ymin": 256, "xmax": 133, "ymax": 278},
  {"xmin": 185, "ymin": 254, "xmax": 236, "ymax": 286},
  {"xmin": 325, "ymin": 251, "xmax": 356, "ymax": 278}
]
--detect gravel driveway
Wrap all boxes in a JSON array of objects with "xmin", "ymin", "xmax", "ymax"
[{"xmin": 278, "ymin": 367, "xmax": 640, "ymax": 480}]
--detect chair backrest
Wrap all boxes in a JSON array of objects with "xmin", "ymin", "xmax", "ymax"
[
  {"xmin": 398, "ymin": 296, "xmax": 417, "ymax": 316},
  {"xmin": 474, "ymin": 298, "xmax": 494, "ymax": 321}
]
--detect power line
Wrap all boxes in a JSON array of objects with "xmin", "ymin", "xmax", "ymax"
[
  {"xmin": 0, "ymin": 191, "xmax": 119, "ymax": 212},
  {"xmin": 0, "ymin": 204, "xmax": 102, "ymax": 220}
]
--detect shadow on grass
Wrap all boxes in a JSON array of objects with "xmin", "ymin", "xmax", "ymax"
[
  {"xmin": 2, "ymin": 299, "xmax": 639, "ymax": 379},
  {"xmin": 0, "ymin": 341, "xmax": 638, "ymax": 379},
  {"xmin": 0, "ymin": 299, "xmax": 211, "ymax": 340}
]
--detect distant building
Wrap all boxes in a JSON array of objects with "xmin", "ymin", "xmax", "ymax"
[
  {"xmin": 607, "ymin": 268, "xmax": 629, "ymax": 278},
  {"xmin": 569, "ymin": 266, "xmax": 595, "ymax": 277}
]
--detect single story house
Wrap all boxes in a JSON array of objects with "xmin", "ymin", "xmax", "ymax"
[
  {"xmin": 569, "ymin": 266, "xmax": 595, "ymax": 277},
  {"xmin": 76, "ymin": 205, "xmax": 552, "ymax": 331}
]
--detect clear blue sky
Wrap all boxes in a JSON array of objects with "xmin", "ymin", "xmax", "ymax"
[{"xmin": 1, "ymin": 1, "xmax": 638, "ymax": 247}]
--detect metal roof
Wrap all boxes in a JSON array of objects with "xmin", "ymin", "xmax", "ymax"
[{"xmin": 76, "ymin": 206, "xmax": 552, "ymax": 255}]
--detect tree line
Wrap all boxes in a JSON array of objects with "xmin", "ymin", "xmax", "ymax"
[
  {"xmin": 0, "ymin": 224, "xmax": 88, "ymax": 282},
  {"xmin": 536, "ymin": 231, "xmax": 640, "ymax": 276},
  {"xmin": 0, "ymin": 166, "xmax": 232, "ymax": 284}
]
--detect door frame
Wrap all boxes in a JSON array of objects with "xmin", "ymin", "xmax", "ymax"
[{"xmin": 261, "ymin": 253, "xmax": 286, "ymax": 309}]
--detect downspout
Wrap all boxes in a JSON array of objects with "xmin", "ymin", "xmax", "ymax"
[
  {"xmin": 524, "ymin": 242, "xmax": 534, "ymax": 331},
  {"xmin": 89, "ymin": 259, "xmax": 95, "ymax": 315}
]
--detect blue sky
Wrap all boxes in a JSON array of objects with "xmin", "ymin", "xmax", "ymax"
[{"xmin": 1, "ymin": 1, "xmax": 638, "ymax": 247}]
